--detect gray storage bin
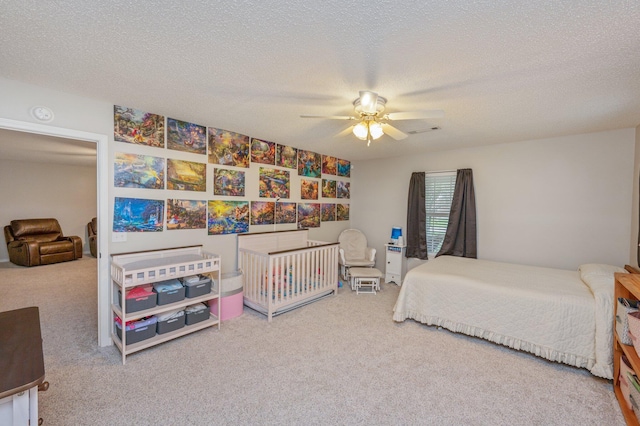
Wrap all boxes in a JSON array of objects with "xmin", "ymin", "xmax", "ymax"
[
  {"xmin": 181, "ymin": 276, "xmax": 212, "ymax": 298},
  {"xmin": 115, "ymin": 317, "xmax": 157, "ymax": 344},
  {"xmin": 156, "ymin": 311, "xmax": 185, "ymax": 334},
  {"xmin": 153, "ymin": 279, "xmax": 186, "ymax": 306},
  {"xmin": 118, "ymin": 287, "xmax": 157, "ymax": 313},
  {"xmin": 185, "ymin": 303, "xmax": 209, "ymax": 325}
]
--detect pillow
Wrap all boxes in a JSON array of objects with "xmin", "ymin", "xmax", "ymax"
[
  {"xmin": 578, "ymin": 263, "xmax": 627, "ymax": 289},
  {"xmin": 579, "ymin": 263, "xmax": 627, "ymax": 281},
  {"xmin": 577, "ymin": 263, "xmax": 627, "ymax": 379}
]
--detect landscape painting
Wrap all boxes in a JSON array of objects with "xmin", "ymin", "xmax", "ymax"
[
  {"xmin": 167, "ymin": 159, "xmax": 207, "ymax": 191},
  {"xmin": 322, "ymin": 155, "xmax": 337, "ymax": 175},
  {"xmin": 208, "ymin": 127, "xmax": 250, "ymax": 168},
  {"xmin": 337, "ymin": 181, "xmax": 350, "ymax": 199},
  {"xmin": 276, "ymin": 202, "xmax": 296, "ymax": 224},
  {"xmin": 301, "ymin": 179, "xmax": 318, "ymax": 200},
  {"xmin": 337, "ymin": 203, "xmax": 350, "ymax": 221},
  {"xmin": 297, "ymin": 149, "xmax": 321, "ymax": 178},
  {"xmin": 166, "ymin": 199, "xmax": 207, "ymax": 230},
  {"xmin": 321, "ymin": 203, "xmax": 336, "ymax": 222},
  {"xmin": 250, "ymin": 138, "xmax": 275, "ymax": 165},
  {"xmin": 167, "ymin": 118, "xmax": 207, "ymax": 154},
  {"xmin": 207, "ymin": 200, "xmax": 249, "ymax": 235},
  {"xmin": 250, "ymin": 201, "xmax": 275, "ymax": 225},
  {"xmin": 298, "ymin": 203, "xmax": 320, "ymax": 228},
  {"xmin": 276, "ymin": 144, "xmax": 297, "ymax": 169},
  {"xmin": 259, "ymin": 168, "xmax": 290, "ymax": 198},
  {"xmin": 114, "ymin": 152, "xmax": 164, "ymax": 189},
  {"xmin": 114, "ymin": 105, "xmax": 164, "ymax": 147},
  {"xmin": 321, "ymin": 179, "xmax": 336, "ymax": 198},
  {"xmin": 113, "ymin": 197, "xmax": 164, "ymax": 232},
  {"xmin": 337, "ymin": 158, "xmax": 351, "ymax": 177},
  {"xmin": 214, "ymin": 168, "xmax": 245, "ymax": 196}
]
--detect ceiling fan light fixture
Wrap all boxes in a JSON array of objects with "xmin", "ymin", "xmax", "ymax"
[
  {"xmin": 352, "ymin": 121, "xmax": 369, "ymax": 140},
  {"xmin": 359, "ymin": 91, "xmax": 378, "ymax": 114},
  {"xmin": 369, "ymin": 121, "xmax": 384, "ymax": 140}
]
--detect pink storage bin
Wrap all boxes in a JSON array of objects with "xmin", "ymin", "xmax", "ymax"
[{"xmin": 211, "ymin": 271, "xmax": 244, "ymax": 321}]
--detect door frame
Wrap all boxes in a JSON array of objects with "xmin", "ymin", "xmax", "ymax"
[{"xmin": 0, "ymin": 118, "xmax": 111, "ymax": 347}]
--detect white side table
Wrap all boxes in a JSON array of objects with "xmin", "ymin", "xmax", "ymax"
[{"xmin": 385, "ymin": 244, "xmax": 407, "ymax": 285}]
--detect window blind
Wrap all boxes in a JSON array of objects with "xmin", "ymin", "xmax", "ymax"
[{"xmin": 425, "ymin": 172, "xmax": 456, "ymax": 254}]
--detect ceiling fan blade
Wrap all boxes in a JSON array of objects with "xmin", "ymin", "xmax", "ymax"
[
  {"xmin": 359, "ymin": 91, "xmax": 379, "ymax": 114},
  {"xmin": 300, "ymin": 114, "xmax": 355, "ymax": 120},
  {"xmin": 335, "ymin": 125, "xmax": 355, "ymax": 137},
  {"xmin": 407, "ymin": 126, "xmax": 441, "ymax": 135},
  {"xmin": 386, "ymin": 110, "xmax": 445, "ymax": 120},
  {"xmin": 381, "ymin": 123, "xmax": 408, "ymax": 140}
]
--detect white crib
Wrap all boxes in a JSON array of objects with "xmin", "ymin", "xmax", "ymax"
[{"xmin": 238, "ymin": 229, "xmax": 339, "ymax": 321}]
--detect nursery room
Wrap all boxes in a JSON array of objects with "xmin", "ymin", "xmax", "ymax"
[{"xmin": 1, "ymin": 1, "xmax": 640, "ymax": 425}]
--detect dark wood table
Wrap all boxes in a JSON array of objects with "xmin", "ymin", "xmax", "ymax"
[{"xmin": 0, "ymin": 306, "xmax": 45, "ymax": 412}]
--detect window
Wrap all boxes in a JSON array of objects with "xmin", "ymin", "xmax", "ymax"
[{"xmin": 425, "ymin": 171, "xmax": 456, "ymax": 255}]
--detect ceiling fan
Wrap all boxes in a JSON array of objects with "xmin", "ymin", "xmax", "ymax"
[{"xmin": 300, "ymin": 91, "xmax": 444, "ymax": 146}]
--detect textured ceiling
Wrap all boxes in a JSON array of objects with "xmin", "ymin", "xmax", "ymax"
[{"xmin": 1, "ymin": 1, "xmax": 639, "ymax": 162}]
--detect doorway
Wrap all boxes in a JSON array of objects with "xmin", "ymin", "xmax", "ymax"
[{"xmin": 0, "ymin": 118, "xmax": 111, "ymax": 347}]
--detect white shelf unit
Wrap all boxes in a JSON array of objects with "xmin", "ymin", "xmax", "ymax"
[
  {"xmin": 110, "ymin": 245, "xmax": 221, "ymax": 364},
  {"xmin": 385, "ymin": 244, "xmax": 407, "ymax": 285}
]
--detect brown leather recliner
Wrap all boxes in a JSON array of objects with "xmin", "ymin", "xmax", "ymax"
[
  {"xmin": 87, "ymin": 217, "xmax": 97, "ymax": 257},
  {"xmin": 4, "ymin": 218, "xmax": 83, "ymax": 267}
]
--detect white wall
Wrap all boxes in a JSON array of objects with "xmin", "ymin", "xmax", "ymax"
[
  {"xmin": 0, "ymin": 158, "xmax": 97, "ymax": 260},
  {"xmin": 352, "ymin": 128, "xmax": 636, "ymax": 271}
]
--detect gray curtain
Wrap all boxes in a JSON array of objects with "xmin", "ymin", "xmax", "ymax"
[
  {"xmin": 436, "ymin": 168, "xmax": 477, "ymax": 258},
  {"xmin": 406, "ymin": 172, "xmax": 427, "ymax": 259}
]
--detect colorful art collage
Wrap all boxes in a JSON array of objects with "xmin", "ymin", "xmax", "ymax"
[
  {"xmin": 114, "ymin": 106, "xmax": 165, "ymax": 147},
  {"xmin": 167, "ymin": 118, "xmax": 207, "ymax": 155},
  {"xmin": 300, "ymin": 179, "xmax": 318, "ymax": 200},
  {"xmin": 208, "ymin": 127, "xmax": 250, "ymax": 168},
  {"xmin": 113, "ymin": 197, "xmax": 164, "ymax": 232},
  {"xmin": 166, "ymin": 199, "xmax": 207, "ymax": 230},
  {"xmin": 112, "ymin": 105, "xmax": 350, "ymax": 233},
  {"xmin": 214, "ymin": 169, "xmax": 245, "ymax": 196},
  {"xmin": 167, "ymin": 159, "xmax": 206, "ymax": 192},
  {"xmin": 298, "ymin": 203, "xmax": 321, "ymax": 228},
  {"xmin": 259, "ymin": 168, "xmax": 290, "ymax": 199},
  {"xmin": 114, "ymin": 153, "xmax": 165, "ymax": 189},
  {"xmin": 250, "ymin": 201, "xmax": 275, "ymax": 225},
  {"xmin": 207, "ymin": 200, "xmax": 249, "ymax": 235},
  {"xmin": 250, "ymin": 138, "xmax": 275, "ymax": 165}
]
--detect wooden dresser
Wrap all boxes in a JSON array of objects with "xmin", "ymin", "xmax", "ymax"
[
  {"xmin": 0, "ymin": 307, "xmax": 46, "ymax": 425},
  {"xmin": 614, "ymin": 270, "xmax": 640, "ymax": 425}
]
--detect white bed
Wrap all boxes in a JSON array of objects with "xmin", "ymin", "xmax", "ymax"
[{"xmin": 392, "ymin": 255, "xmax": 626, "ymax": 379}]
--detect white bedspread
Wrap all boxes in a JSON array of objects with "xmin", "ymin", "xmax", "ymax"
[{"xmin": 392, "ymin": 255, "xmax": 624, "ymax": 379}]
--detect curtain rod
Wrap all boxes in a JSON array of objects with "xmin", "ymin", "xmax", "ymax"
[{"xmin": 426, "ymin": 169, "xmax": 457, "ymax": 174}]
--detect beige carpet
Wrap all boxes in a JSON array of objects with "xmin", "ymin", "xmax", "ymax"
[{"xmin": 0, "ymin": 257, "xmax": 626, "ymax": 425}]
